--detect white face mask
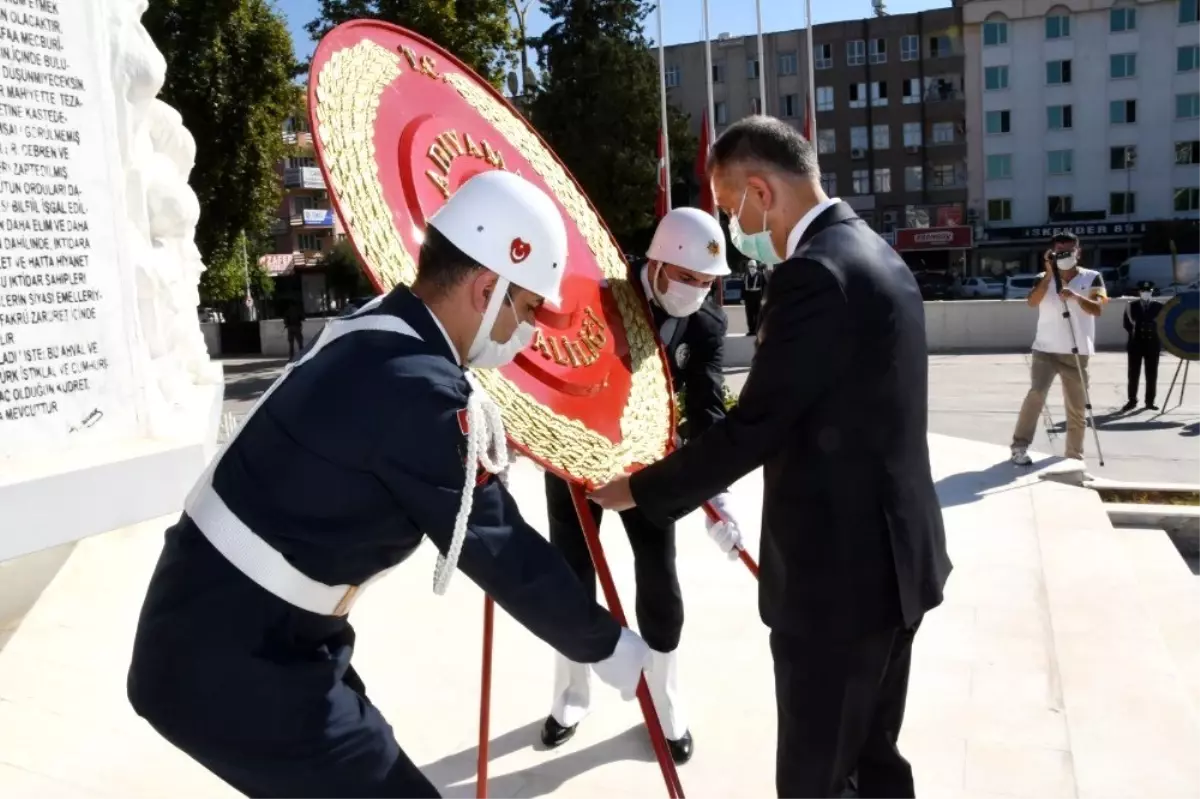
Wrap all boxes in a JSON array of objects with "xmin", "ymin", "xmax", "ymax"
[
  {"xmin": 1056, "ymin": 255, "xmax": 1077, "ymax": 271},
  {"xmin": 651, "ymin": 263, "xmax": 709, "ymax": 317},
  {"xmin": 1140, "ymin": 291, "xmax": 1152, "ymax": 302},
  {"xmin": 466, "ymin": 282, "xmax": 534, "ymax": 369}
]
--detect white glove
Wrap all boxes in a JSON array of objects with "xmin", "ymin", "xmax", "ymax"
[
  {"xmin": 592, "ymin": 627, "xmax": 651, "ymax": 701},
  {"xmin": 705, "ymin": 492, "xmax": 744, "ymax": 561}
]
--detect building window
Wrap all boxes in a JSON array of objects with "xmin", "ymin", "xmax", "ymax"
[
  {"xmin": 852, "ymin": 169, "xmax": 871, "ymax": 194},
  {"xmin": 665, "ymin": 65, "xmax": 680, "ymax": 87},
  {"xmin": 903, "ymin": 122, "xmax": 922, "ymax": 147},
  {"xmin": 1110, "ymin": 7, "xmax": 1137, "ymax": 31},
  {"xmin": 297, "ymin": 233, "xmax": 323, "ymax": 251},
  {"xmin": 747, "ymin": 58, "xmax": 760, "ymax": 79},
  {"xmin": 847, "ymin": 40, "xmax": 866, "ymax": 66},
  {"xmin": 986, "ymin": 154, "xmax": 1012, "ymax": 179},
  {"xmin": 872, "ymin": 124, "xmax": 890, "ymax": 149},
  {"xmin": 873, "ymin": 168, "xmax": 892, "ymax": 193},
  {"xmin": 849, "ymin": 82, "xmax": 867, "ymax": 109},
  {"xmin": 985, "ymin": 65, "xmax": 1009, "ymax": 90},
  {"xmin": 813, "ymin": 44, "xmax": 832, "ymax": 70},
  {"xmin": 900, "ymin": 35, "xmax": 919, "ymax": 61},
  {"xmin": 816, "ymin": 86, "xmax": 834, "ymax": 111},
  {"xmin": 817, "ymin": 129, "xmax": 836, "ymax": 154},
  {"xmin": 750, "ymin": 97, "xmax": 762, "ymax": 114},
  {"xmin": 931, "ymin": 164, "xmax": 961, "ymax": 188},
  {"xmin": 928, "ymin": 35, "xmax": 952, "ymax": 57},
  {"xmin": 1180, "ymin": 45, "xmax": 1200, "ymax": 71},
  {"xmin": 1177, "ymin": 92, "xmax": 1200, "ymax": 118},
  {"xmin": 714, "ymin": 101, "xmax": 728, "ymax": 125},
  {"xmin": 1110, "ymin": 53, "xmax": 1136, "ymax": 79},
  {"xmin": 905, "ymin": 166, "xmax": 924, "ymax": 191},
  {"xmin": 1048, "ymin": 196, "xmax": 1074, "ymax": 218},
  {"xmin": 286, "ymin": 156, "xmax": 316, "ymax": 169},
  {"xmin": 1110, "ymin": 99, "xmax": 1136, "ymax": 124},
  {"xmin": 1047, "ymin": 60, "xmax": 1072, "ymax": 85},
  {"xmin": 780, "ymin": 51, "xmax": 799, "ymax": 75},
  {"xmin": 1047, "ymin": 149, "xmax": 1074, "ymax": 174},
  {"xmin": 986, "ymin": 110, "xmax": 1011, "ymax": 134},
  {"xmin": 1181, "ymin": 0, "xmax": 1198, "ymax": 24},
  {"xmin": 1176, "ymin": 187, "xmax": 1200, "ymax": 211},
  {"xmin": 1110, "ymin": 145, "xmax": 1137, "ymax": 170},
  {"xmin": 871, "ymin": 81, "xmax": 888, "ymax": 106},
  {"xmin": 902, "ymin": 78, "xmax": 921, "ymax": 104},
  {"xmin": 1046, "ymin": 14, "xmax": 1071, "ymax": 39},
  {"xmin": 869, "ymin": 38, "xmax": 887, "ymax": 64},
  {"xmin": 931, "ymin": 121, "xmax": 955, "ymax": 144},
  {"xmin": 821, "ymin": 173, "xmax": 837, "ymax": 195},
  {"xmin": 780, "ymin": 93, "xmax": 799, "ymax": 118},
  {"xmin": 987, "ymin": 198, "xmax": 1012, "ymax": 221},
  {"xmin": 851, "ymin": 126, "xmax": 869, "ymax": 151},
  {"xmin": 983, "ymin": 20, "xmax": 1008, "ymax": 46},
  {"xmin": 1177, "ymin": 140, "xmax": 1200, "ymax": 164},
  {"xmin": 1047, "ymin": 104, "xmax": 1073, "ymax": 130},
  {"xmin": 1111, "ymin": 192, "xmax": 1137, "ymax": 215},
  {"xmin": 712, "ymin": 62, "xmax": 725, "ymax": 83}
]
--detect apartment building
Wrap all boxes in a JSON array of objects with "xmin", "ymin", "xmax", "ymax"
[
  {"xmin": 661, "ymin": 6, "xmax": 973, "ymax": 271},
  {"xmin": 964, "ymin": 0, "xmax": 1200, "ymax": 276}
]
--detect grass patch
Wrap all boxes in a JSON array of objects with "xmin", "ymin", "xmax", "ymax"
[{"xmin": 1097, "ymin": 489, "xmax": 1200, "ymax": 506}]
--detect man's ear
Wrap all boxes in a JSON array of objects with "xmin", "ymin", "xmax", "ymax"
[
  {"xmin": 745, "ymin": 175, "xmax": 773, "ymax": 210},
  {"xmin": 470, "ymin": 269, "xmax": 497, "ymax": 314}
]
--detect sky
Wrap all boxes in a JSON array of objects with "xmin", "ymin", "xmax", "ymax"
[{"xmin": 274, "ymin": 0, "xmax": 953, "ymax": 64}]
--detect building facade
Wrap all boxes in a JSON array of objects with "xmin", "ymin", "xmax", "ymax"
[
  {"xmin": 963, "ymin": 0, "xmax": 1200, "ymax": 277},
  {"xmin": 661, "ymin": 7, "xmax": 972, "ymax": 271}
]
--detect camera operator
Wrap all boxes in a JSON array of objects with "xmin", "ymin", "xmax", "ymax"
[{"xmin": 1011, "ymin": 232, "xmax": 1107, "ymax": 465}]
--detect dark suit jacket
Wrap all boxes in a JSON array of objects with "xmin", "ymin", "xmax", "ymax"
[{"xmin": 630, "ymin": 202, "xmax": 951, "ymax": 639}]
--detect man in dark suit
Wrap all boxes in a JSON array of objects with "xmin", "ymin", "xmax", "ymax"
[
  {"xmin": 742, "ymin": 260, "xmax": 765, "ymax": 334},
  {"xmin": 1122, "ymin": 280, "xmax": 1164, "ymax": 411},
  {"xmin": 592, "ymin": 115, "xmax": 951, "ymax": 798}
]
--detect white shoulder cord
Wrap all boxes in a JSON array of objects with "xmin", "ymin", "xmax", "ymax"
[{"xmin": 432, "ymin": 370, "xmax": 511, "ymax": 595}]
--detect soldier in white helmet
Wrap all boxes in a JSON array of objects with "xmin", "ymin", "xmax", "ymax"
[
  {"xmin": 127, "ymin": 171, "xmax": 650, "ymax": 797},
  {"xmin": 540, "ymin": 206, "xmax": 747, "ymax": 763}
]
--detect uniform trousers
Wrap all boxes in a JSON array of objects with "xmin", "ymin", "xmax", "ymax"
[
  {"xmin": 770, "ymin": 620, "xmax": 920, "ymax": 798},
  {"xmin": 1127, "ymin": 345, "xmax": 1160, "ymax": 404},
  {"xmin": 544, "ymin": 472, "xmax": 684, "ymax": 652}
]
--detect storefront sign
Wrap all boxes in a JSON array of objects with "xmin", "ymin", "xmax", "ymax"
[
  {"xmin": 302, "ymin": 208, "xmax": 335, "ymax": 226},
  {"xmin": 936, "ymin": 206, "xmax": 963, "ymax": 227},
  {"xmin": 995, "ymin": 222, "xmax": 1148, "ymax": 240},
  {"xmin": 894, "ymin": 225, "xmax": 973, "ymax": 251},
  {"xmin": 258, "ymin": 253, "xmax": 295, "ymax": 276}
]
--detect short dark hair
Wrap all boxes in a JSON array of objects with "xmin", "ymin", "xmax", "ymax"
[
  {"xmin": 708, "ymin": 115, "xmax": 820, "ymax": 178},
  {"xmin": 1051, "ymin": 231, "xmax": 1079, "ymax": 247},
  {"xmin": 415, "ymin": 225, "xmax": 483, "ymax": 297}
]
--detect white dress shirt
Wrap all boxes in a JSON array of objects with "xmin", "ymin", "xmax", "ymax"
[{"xmin": 785, "ymin": 197, "xmax": 842, "ymax": 258}]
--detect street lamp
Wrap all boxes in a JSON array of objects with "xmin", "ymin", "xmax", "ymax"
[{"xmin": 1125, "ymin": 145, "xmax": 1137, "ymax": 261}]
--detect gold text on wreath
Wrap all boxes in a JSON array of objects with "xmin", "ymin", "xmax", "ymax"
[
  {"xmin": 426, "ymin": 130, "xmax": 506, "ymax": 198},
  {"xmin": 532, "ymin": 307, "xmax": 607, "ymax": 368}
]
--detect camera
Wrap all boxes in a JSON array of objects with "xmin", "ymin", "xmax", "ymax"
[{"xmin": 1049, "ymin": 250, "xmax": 1074, "ymax": 262}]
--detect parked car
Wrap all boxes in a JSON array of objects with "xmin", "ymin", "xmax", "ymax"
[
  {"xmin": 198, "ymin": 307, "xmax": 225, "ymax": 323},
  {"xmin": 955, "ymin": 276, "xmax": 1004, "ymax": 299},
  {"xmin": 1004, "ymin": 273, "xmax": 1041, "ymax": 300}
]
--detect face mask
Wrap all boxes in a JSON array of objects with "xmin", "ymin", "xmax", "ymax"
[
  {"xmin": 466, "ymin": 284, "xmax": 533, "ymax": 369},
  {"xmin": 1056, "ymin": 255, "xmax": 1077, "ymax": 270},
  {"xmin": 1140, "ymin": 292, "xmax": 1152, "ymax": 302},
  {"xmin": 728, "ymin": 189, "xmax": 783, "ymax": 266},
  {"xmin": 651, "ymin": 263, "xmax": 710, "ymax": 317}
]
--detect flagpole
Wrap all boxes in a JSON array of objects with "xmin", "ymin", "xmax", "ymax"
[
  {"xmin": 755, "ymin": 0, "xmax": 766, "ymax": 115},
  {"xmin": 656, "ymin": 0, "xmax": 672, "ymax": 209},
  {"xmin": 701, "ymin": 0, "xmax": 716, "ymax": 218},
  {"xmin": 804, "ymin": 0, "xmax": 817, "ymax": 142}
]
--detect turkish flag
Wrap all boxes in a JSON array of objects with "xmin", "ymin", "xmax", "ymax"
[
  {"xmin": 655, "ymin": 127, "xmax": 668, "ymax": 220},
  {"xmin": 696, "ymin": 110, "xmax": 714, "ymax": 214},
  {"xmin": 802, "ymin": 92, "xmax": 814, "ymax": 142}
]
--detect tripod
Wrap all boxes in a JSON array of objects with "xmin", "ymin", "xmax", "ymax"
[{"xmin": 1051, "ymin": 262, "xmax": 1105, "ymax": 466}]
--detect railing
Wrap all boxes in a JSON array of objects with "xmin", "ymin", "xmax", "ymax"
[
  {"xmin": 283, "ymin": 166, "xmax": 325, "ymax": 190},
  {"xmin": 292, "ymin": 250, "xmax": 324, "ymax": 268},
  {"xmin": 290, "ymin": 210, "xmax": 335, "ymax": 227},
  {"xmin": 282, "ymin": 131, "xmax": 313, "ymax": 148}
]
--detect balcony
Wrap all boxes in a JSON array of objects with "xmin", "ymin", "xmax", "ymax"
[
  {"xmin": 283, "ymin": 166, "xmax": 326, "ymax": 190},
  {"xmin": 293, "ymin": 250, "xmax": 324, "ymax": 268},
  {"xmin": 283, "ymin": 130, "xmax": 314, "ymax": 149},
  {"xmin": 290, "ymin": 208, "xmax": 335, "ymax": 228}
]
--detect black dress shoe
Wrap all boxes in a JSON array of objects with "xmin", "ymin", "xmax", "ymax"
[
  {"xmin": 539, "ymin": 715, "xmax": 577, "ymax": 748},
  {"xmin": 667, "ymin": 730, "xmax": 694, "ymax": 764},
  {"xmin": 1146, "ymin": 402, "xmax": 1159, "ymax": 410},
  {"xmin": 1121, "ymin": 400, "xmax": 1138, "ymax": 412}
]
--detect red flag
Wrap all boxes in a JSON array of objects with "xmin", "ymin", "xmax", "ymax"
[
  {"xmin": 655, "ymin": 127, "xmax": 669, "ymax": 220},
  {"xmin": 696, "ymin": 110, "xmax": 714, "ymax": 214},
  {"xmin": 802, "ymin": 92, "xmax": 814, "ymax": 142}
]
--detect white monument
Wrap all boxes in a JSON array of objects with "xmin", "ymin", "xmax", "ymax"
[{"xmin": 0, "ymin": 0, "xmax": 223, "ymax": 588}]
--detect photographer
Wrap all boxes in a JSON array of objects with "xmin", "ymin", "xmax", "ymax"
[{"xmin": 1011, "ymin": 232, "xmax": 1107, "ymax": 465}]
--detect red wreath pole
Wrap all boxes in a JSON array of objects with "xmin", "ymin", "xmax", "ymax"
[
  {"xmin": 476, "ymin": 594, "xmax": 495, "ymax": 798},
  {"xmin": 568, "ymin": 483, "xmax": 685, "ymax": 799},
  {"xmin": 700, "ymin": 500, "xmax": 759, "ymax": 578}
]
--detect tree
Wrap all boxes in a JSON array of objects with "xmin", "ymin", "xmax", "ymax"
[
  {"xmin": 306, "ymin": 0, "xmax": 517, "ymax": 88},
  {"xmin": 527, "ymin": 0, "xmax": 696, "ymax": 248},
  {"xmin": 198, "ymin": 230, "xmax": 275, "ymax": 314},
  {"xmin": 319, "ymin": 239, "xmax": 374, "ymax": 305},
  {"xmin": 143, "ymin": 0, "xmax": 300, "ymax": 305}
]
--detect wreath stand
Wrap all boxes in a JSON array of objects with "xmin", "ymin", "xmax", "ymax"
[{"xmin": 475, "ymin": 491, "xmax": 759, "ymax": 799}]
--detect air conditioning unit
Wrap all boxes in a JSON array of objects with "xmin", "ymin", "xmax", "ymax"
[
  {"xmin": 851, "ymin": 147, "xmax": 866, "ymax": 160},
  {"xmin": 905, "ymin": 144, "xmax": 920, "ymax": 154}
]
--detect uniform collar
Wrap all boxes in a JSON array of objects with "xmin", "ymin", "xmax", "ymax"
[
  {"xmin": 786, "ymin": 197, "xmax": 841, "ymax": 258},
  {"xmin": 381, "ymin": 285, "xmax": 462, "ymax": 365},
  {"xmin": 423, "ymin": 303, "xmax": 461, "ymax": 364}
]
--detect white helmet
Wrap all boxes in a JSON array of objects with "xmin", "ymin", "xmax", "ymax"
[
  {"xmin": 427, "ymin": 171, "xmax": 568, "ymax": 306},
  {"xmin": 646, "ymin": 207, "xmax": 731, "ymax": 277}
]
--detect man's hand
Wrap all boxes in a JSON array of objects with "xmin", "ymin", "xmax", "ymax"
[
  {"xmin": 590, "ymin": 476, "xmax": 635, "ymax": 511},
  {"xmin": 1059, "ymin": 288, "xmax": 1079, "ymax": 302}
]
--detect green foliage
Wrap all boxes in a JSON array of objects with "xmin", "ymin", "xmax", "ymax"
[
  {"xmin": 527, "ymin": 0, "xmax": 696, "ymax": 249},
  {"xmin": 143, "ymin": 0, "xmax": 301, "ymax": 299},
  {"xmin": 306, "ymin": 0, "xmax": 518, "ymax": 87},
  {"xmin": 320, "ymin": 239, "xmax": 374, "ymax": 303},
  {"xmin": 198, "ymin": 230, "xmax": 274, "ymax": 308},
  {"xmin": 674, "ymin": 382, "xmax": 738, "ymax": 431}
]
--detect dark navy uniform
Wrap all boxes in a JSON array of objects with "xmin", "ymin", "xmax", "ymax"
[
  {"xmin": 127, "ymin": 286, "xmax": 620, "ymax": 798},
  {"xmin": 743, "ymin": 268, "xmax": 765, "ymax": 335},
  {"xmin": 1123, "ymin": 290, "xmax": 1164, "ymax": 407},
  {"xmin": 544, "ymin": 263, "xmax": 728, "ymax": 654}
]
